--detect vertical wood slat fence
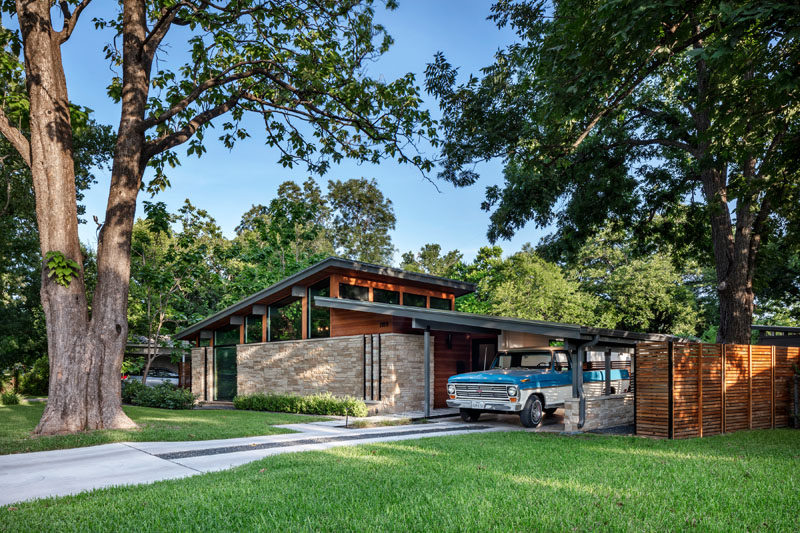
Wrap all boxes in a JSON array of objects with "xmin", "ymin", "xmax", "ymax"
[{"xmin": 635, "ymin": 342, "xmax": 799, "ymax": 439}]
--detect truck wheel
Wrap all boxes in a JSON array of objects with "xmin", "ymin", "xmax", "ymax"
[
  {"xmin": 544, "ymin": 408, "xmax": 557, "ymax": 416},
  {"xmin": 460, "ymin": 409, "xmax": 481, "ymax": 422},
  {"xmin": 520, "ymin": 396, "xmax": 543, "ymax": 428}
]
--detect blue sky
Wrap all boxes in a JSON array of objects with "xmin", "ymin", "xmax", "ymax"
[{"xmin": 62, "ymin": 1, "xmax": 547, "ymax": 263}]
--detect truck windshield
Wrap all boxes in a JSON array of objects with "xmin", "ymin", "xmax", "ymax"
[{"xmin": 493, "ymin": 352, "xmax": 552, "ymax": 369}]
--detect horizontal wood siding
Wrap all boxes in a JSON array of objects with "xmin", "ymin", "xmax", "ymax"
[
  {"xmin": 330, "ymin": 309, "xmax": 394, "ymax": 337},
  {"xmin": 634, "ymin": 342, "xmax": 670, "ymax": 438},
  {"xmin": 636, "ymin": 342, "xmax": 799, "ymax": 438}
]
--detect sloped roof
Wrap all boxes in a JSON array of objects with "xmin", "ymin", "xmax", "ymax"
[{"xmin": 175, "ymin": 256, "xmax": 475, "ymax": 340}]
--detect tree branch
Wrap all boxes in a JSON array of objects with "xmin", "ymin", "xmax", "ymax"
[
  {"xmin": 571, "ymin": 22, "xmax": 717, "ymax": 151},
  {"xmin": 601, "ymin": 137, "xmax": 693, "ymax": 152},
  {"xmin": 142, "ymin": 1, "xmax": 196, "ymax": 66},
  {"xmin": 139, "ymin": 63, "xmax": 275, "ymax": 131},
  {"xmin": 0, "ymin": 109, "xmax": 31, "ymax": 167},
  {"xmin": 142, "ymin": 91, "xmax": 243, "ymax": 162},
  {"xmin": 58, "ymin": 0, "xmax": 92, "ymax": 44}
]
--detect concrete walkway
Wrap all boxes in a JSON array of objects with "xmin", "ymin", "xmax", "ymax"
[{"xmin": 0, "ymin": 420, "xmax": 509, "ymax": 506}]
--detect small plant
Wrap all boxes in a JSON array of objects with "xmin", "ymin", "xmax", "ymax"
[
  {"xmin": 44, "ymin": 250, "xmax": 81, "ymax": 287},
  {"xmin": 234, "ymin": 392, "xmax": 368, "ymax": 417},
  {"xmin": 1, "ymin": 391, "xmax": 20, "ymax": 405}
]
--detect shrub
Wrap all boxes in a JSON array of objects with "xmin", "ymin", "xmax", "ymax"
[
  {"xmin": 19, "ymin": 356, "xmax": 49, "ymax": 396},
  {"xmin": 121, "ymin": 379, "xmax": 146, "ymax": 404},
  {"xmin": 233, "ymin": 392, "xmax": 368, "ymax": 417},
  {"xmin": 132, "ymin": 383, "xmax": 196, "ymax": 410},
  {"xmin": 1, "ymin": 391, "xmax": 20, "ymax": 405}
]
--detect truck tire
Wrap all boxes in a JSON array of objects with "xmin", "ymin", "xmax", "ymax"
[
  {"xmin": 520, "ymin": 395, "xmax": 543, "ymax": 428},
  {"xmin": 460, "ymin": 408, "xmax": 481, "ymax": 422}
]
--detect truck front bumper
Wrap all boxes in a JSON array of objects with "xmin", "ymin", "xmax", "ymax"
[{"xmin": 447, "ymin": 399, "xmax": 523, "ymax": 412}]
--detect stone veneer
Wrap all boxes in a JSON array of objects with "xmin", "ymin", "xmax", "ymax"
[
  {"xmin": 208, "ymin": 333, "xmax": 436, "ymax": 415},
  {"xmin": 563, "ymin": 393, "xmax": 634, "ymax": 432},
  {"xmin": 190, "ymin": 347, "xmax": 214, "ymax": 402}
]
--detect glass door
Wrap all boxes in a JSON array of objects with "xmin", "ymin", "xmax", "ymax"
[{"xmin": 214, "ymin": 346, "xmax": 237, "ymax": 401}]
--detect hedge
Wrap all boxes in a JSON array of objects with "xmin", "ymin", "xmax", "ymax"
[
  {"xmin": 233, "ymin": 392, "xmax": 368, "ymax": 417},
  {"xmin": 122, "ymin": 380, "xmax": 196, "ymax": 410}
]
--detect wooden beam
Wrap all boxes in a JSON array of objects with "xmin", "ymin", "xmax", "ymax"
[
  {"xmin": 697, "ymin": 343, "xmax": 703, "ymax": 438},
  {"xmin": 748, "ymin": 344, "xmax": 752, "ymax": 430},
  {"xmin": 262, "ymin": 311, "xmax": 267, "ymax": 343},
  {"xmin": 668, "ymin": 341, "xmax": 674, "ymax": 440},
  {"xmin": 239, "ymin": 323, "xmax": 245, "ymax": 345},
  {"xmin": 301, "ymin": 293, "xmax": 308, "ymax": 340},
  {"xmin": 722, "ymin": 343, "xmax": 726, "ymax": 433},
  {"xmin": 771, "ymin": 345, "xmax": 775, "ymax": 429}
]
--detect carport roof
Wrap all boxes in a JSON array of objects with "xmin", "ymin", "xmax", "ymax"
[{"xmin": 313, "ymin": 297, "xmax": 675, "ymax": 346}]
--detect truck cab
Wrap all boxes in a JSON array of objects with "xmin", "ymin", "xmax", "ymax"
[{"xmin": 446, "ymin": 347, "xmax": 629, "ymax": 427}]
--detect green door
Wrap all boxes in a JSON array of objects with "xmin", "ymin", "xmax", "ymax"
[{"xmin": 214, "ymin": 347, "xmax": 237, "ymax": 401}]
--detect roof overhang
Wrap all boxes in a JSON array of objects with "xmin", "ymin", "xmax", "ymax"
[
  {"xmin": 752, "ymin": 324, "xmax": 800, "ymax": 334},
  {"xmin": 313, "ymin": 297, "xmax": 674, "ymax": 345}
]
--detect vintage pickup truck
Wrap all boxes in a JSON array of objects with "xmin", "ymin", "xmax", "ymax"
[{"xmin": 446, "ymin": 347, "xmax": 630, "ymax": 427}]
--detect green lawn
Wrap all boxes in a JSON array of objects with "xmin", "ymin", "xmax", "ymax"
[
  {"xmin": 0, "ymin": 401, "xmax": 329, "ymax": 455},
  {"xmin": 2, "ymin": 429, "xmax": 798, "ymax": 531}
]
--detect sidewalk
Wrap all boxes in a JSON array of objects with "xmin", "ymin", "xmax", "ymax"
[{"xmin": 0, "ymin": 420, "xmax": 508, "ymax": 506}]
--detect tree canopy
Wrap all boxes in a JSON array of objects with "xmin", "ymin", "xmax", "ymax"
[
  {"xmin": 426, "ymin": 0, "xmax": 800, "ymax": 342},
  {"xmin": 0, "ymin": 0, "xmax": 438, "ymax": 435}
]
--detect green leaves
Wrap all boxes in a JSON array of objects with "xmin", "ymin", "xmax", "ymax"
[{"xmin": 44, "ymin": 251, "xmax": 81, "ymax": 288}]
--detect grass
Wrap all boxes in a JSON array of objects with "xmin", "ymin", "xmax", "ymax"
[
  {"xmin": 0, "ymin": 401, "xmax": 330, "ymax": 455},
  {"xmin": 2, "ymin": 429, "xmax": 798, "ymax": 531}
]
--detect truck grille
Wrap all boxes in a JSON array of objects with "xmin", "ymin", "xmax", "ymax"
[{"xmin": 454, "ymin": 383, "xmax": 509, "ymax": 400}]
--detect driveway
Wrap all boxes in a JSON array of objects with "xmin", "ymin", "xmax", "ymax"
[{"xmin": 0, "ymin": 420, "xmax": 510, "ymax": 506}]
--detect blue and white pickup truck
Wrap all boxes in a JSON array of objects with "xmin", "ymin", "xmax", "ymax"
[{"xmin": 446, "ymin": 347, "xmax": 630, "ymax": 427}]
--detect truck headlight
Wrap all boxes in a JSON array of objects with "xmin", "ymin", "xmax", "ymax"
[
  {"xmin": 447, "ymin": 384, "xmax": 456, "ymax": 395},
  {"xmin": 507, "ymin": 385, "xmax": 518, "ymax": 396}
]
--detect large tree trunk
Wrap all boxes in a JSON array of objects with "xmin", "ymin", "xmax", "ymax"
[
  {"xmin": 18, "ymin": 0, "xmax": 148, "ymax": 434},
  {"xmin": 693, "ymin": 36, "xmax": 757, "ymax": 346}
]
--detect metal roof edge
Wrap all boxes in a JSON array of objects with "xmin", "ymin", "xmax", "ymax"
[{"xmin": 313, "ymin": 296, "xmax": 584, "ymax": 337}]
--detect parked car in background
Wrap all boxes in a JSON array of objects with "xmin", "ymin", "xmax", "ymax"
[
  {"xmin": 446, "ymin": 347, "xmax": 630, "ymax": 427},
  {"xmin": 122, "ymin": 368, "xmax": 179, "ymax": 387}
]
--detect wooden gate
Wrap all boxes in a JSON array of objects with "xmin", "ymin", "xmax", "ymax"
[{"xmin": 635, "ymin": 342, "xmax": 799, "ymax": 438}]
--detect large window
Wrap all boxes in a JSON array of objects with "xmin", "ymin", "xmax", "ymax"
[
  {"xmin": 245, "ymin": 315, "xmax": 263, "ymax": 343},
  {"xmin": 430, "ymin": 296, "xmax": 452, "ymax": 310},
  {"xmin": 403, "ymin": 292, "xmax": 427, "ymax": 308},
  {"xmin": 340, "ymin": 283, "xmax": 369, "ymax": 301},
  {"xmin": 373, "ymin": 287, "xmax": 400, "ymax": 305},
  {"xmin": 309, "ymin": 279, "xmax": 330, "ymax": 338},
  {"xmin": 214, "ymin": 326, "xmax": 239, "ymax": 346},
  {"xmin": 269, "ymin": 299, "xmax": 302, "ymax": 341},
  {"xmin": 198, "ymin": 338, "xmax": 211, "ymax": 347}
]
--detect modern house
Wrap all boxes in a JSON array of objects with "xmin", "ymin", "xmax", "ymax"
[{"xmin": 175, "ymin": 257, "xmax": 672, "ymax": 415}]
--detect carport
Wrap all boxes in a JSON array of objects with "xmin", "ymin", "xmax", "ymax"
[{"xmin": 313, "ymin": 297, "xmax": 674, "ymax": 424}]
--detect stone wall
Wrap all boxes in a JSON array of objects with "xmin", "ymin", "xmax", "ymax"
[
  {"xmin": 236, "ymin": 333, "xmax": 434, "ymax": 415},
  {"xmin": 563, "ymin": 393, "xmax": 634, "ymax": 432},
  {"xmin": 190, "ymin": 347, "xmax": 214, "ymax": 402}
]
